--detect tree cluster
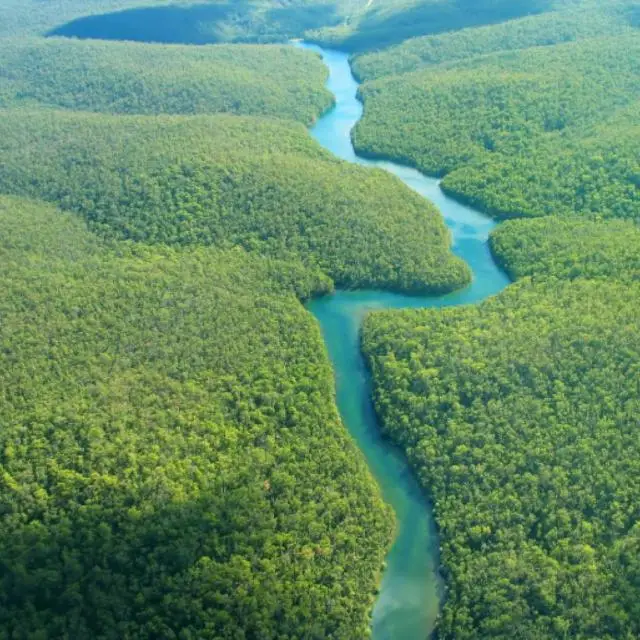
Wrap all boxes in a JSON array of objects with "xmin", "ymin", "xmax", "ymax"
[
  {"xmin": 363, "ymin": 278, "xmax": 640, "ymax": 638},
  {"xmin": 0, "ymin": 194, "xmax": 395, "ymax": 639},
  {"xmin": 353, "ymin": 29, "xmax": 640, "ymax": 221},
  {"xmin": 490, "ymin": 217, "xmax": 640, "ymax": 282},
  {"xmin": 0, "ymin": 38, "xmax": 333, "ymax": 125},
  {"xmin": 0, "ymin": 109, "xmax": 470, "ymax": 294}
]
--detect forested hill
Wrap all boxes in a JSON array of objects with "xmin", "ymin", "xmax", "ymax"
[
  {"xmin": 353, "ymin": 29, "xmax": 640, "ymax": 220},
  {"xmin": 0, "ymin": 194, "xmax": 395, "ymax": 638},
  {"xmin": 1, "ymin": 0, "xmax": 348, "ymax": 40},
  {"xmin": 308, "ymin": 0, "xmax": 558, "ymax": 52},
  {"xmin": 363, "ymin": 279, "xmax": 640, "ymax": 638},
  {"xmin": 2, "ymin": 0, "xmax": 358, "ymax": 41},
  {"xmin": 0, "ymin": 109, "xmax": 470, "ymax": 294},
  {"xmin": 490, "ymin": 217, "xmax": 640, "ymax": 282},
  {"xmin": 0, "ymin": 38, "xmax": 333, "ymax": 123},
  {"xmin": 352, "ymin": 3, "xmax": 635, "ymax": 81}
]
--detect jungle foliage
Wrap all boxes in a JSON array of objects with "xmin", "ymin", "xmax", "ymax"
[
  {"xmin": 353, "ymin": 32, "xmax": 640, "ymax": 220},
  {"xmin": 363, "ymin": 278, "xmax": 640, "ymax": 638},
  {"xmin": 2, "ymin": 0, "xmax": 639, "ymax": 637},
  {"xmin": 0, "ymin": 109, "xmax": 470, "ymax": 293},
  {"xmin": 0, "ymin": 38, "xmax": 332, "ymax": 124},
  {"xmin": 0, "ymin": 194, "xmax": 395, "ymax": 639},
  {"xmin": 490, "ymin": 217, "xmax": 640, "ymax": 282},
  {"xmin": 309, "ymin": 0, "xmax": 553, "ymax": 52},
  {"xmin": 352, "ymin": 3, "xmax": 635, "ymax": 80}
]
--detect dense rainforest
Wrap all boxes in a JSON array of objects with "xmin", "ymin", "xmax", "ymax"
[
  {"xmin": 0, "ymin": 2, "xmax": 476, "ymax": 634},
  {"xmin": 363, "ymin": 277, "xmax": 640, "ymax": 638},
  {"xmin": 0, "ymin": 194, "xmax": 397, "ymax": 638},
  {"xmin": 0, "ymin": 38, "xmax": 333, "ymax": 123},
  {"xmin": 0, "ymin": 109, "xmax": 469, "ymax": 293},
  {"xmin": 362, "ymin": 133, "xmax": 640, "ymax": 635},
  {"xmin": 351, "ymin": 3, "xmax": 635, "ymax": 80},
  {"xmin": 490, "ymin": 217, "xmax": 640, "ymax": 282},
  {"xmin": 1, "ymin": 0, "xmax": 640, "ymax": 637},
  {"xmin": 352, "ymin": 3, "xmax": 640, "ymax": 220}
]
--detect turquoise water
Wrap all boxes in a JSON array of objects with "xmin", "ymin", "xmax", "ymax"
[{"xmin": 297, "ymin": 43, "xmax": 511, "ymax": 639}]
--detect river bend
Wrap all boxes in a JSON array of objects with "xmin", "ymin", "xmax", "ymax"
[{"xmin": 297, "ymin": 43, "xmax": 511, "ymax": 639}]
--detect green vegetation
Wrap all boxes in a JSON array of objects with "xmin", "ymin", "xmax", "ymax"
[
  {"xmin": 0, "ymin": 0, "xmax": 354, "ymax": 40},
  {"xmin": 309, "ymin": 0, "xmax": 553, "ymax": 52},
  {"xmin": 352, "ymin": 4, "xmax": 634, "ymax": 80},
  {"xmin": 0, "ymin": 109, "xmax": 470, "ymax": 293},
  {"xmin": 0, "ymin": 38, "xmax": 332, "ymax": 123},
  {"xmin": 353, "ymin": 32, "xmax": 640, "ymax": 220},
  {"xmin": 0, "ymin": 194, "xmax": 395, "ymax": 638},
  {"xmin": 363, "ymin": 278, "xmax": 640, "ymax": 638},
  {"xmin": 0, "ymin": 0, "xmax": 556, "ymax": 47},
  {"xmin": 490, "ymin": 217, "xmax": 640, "ymax": 282},
  {"xmin": 46, "ymin": 1, "xmax": 348, "ymax": 46},
  {"xmin": 3, "ymin": 0, "xmax": 639, "ymax": 637},
  {"xmin": 441, "ymin": 106, "xmax": 640, "ymax": 220},
  {"xmin": 360, "ymin": 42, "xmax": 640, "ymax": 628}
]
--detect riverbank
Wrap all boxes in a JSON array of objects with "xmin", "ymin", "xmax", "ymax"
[{"xmin": 296, "ymin": 42, "xmax": 510, "ymax": 638}]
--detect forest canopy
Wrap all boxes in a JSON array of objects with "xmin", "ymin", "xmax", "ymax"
[
  {"xmin": 351, "ymin": 3, "xmax": 636, "ymax": 81},
  {"xmin": 363, "ymin": 278, "xmax": 640, "ymax": 638},
  {"xmin": 490, "ymin": 217, "xmax": 640, "ymax": 282},
  {"xmin": 353, "ymin": 31, "xmax": 640, "ymax": 220},
  {"xmin": 0, "ymin": 38, "xmax": 333, "ymax": 124},
  {"xmin": 0, "ymin": 194, "xmax": 395, "ymax": 639},
  {"xmin": 2, "ymin": 0, "xmax": 639, "ymax": 637},
  {"xmin": 0, "ymin": 109, "xmax": 470, "ymax": 294}
]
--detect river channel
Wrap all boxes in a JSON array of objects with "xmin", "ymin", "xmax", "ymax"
[{"xmin": 297, "ymin": 42, "xmax": 511, "ymax": 639}]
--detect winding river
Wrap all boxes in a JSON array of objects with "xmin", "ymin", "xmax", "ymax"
[{"xmin": 297, "ymin": 43, "xmax": 511, "ymax": 639}]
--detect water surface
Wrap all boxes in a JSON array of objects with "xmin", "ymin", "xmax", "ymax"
[{"xmin": 298, "ymin": 43, "xmax": 510, "ymax": 639}]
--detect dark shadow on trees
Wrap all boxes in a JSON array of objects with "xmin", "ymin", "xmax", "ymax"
[
  {"xmin": 0, "ymin": 481, "xmax": 283, "ymax": 637},
  {"xmin": 48, "ymin": 3, "xmax": 253, "ymax": 44},
  {"xmin": 339, "ymin": 0, "xmax": 553, "ymax": 52},
  {"xmin": 47, "ymin": 1, "xmax": 340, "ymax": 45}
]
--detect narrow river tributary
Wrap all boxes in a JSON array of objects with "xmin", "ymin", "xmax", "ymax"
[{"xmin": 296, "ymin": 43, "xmax": 511, "ymax": 639}]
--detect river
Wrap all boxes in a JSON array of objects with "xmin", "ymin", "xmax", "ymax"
[{"xmin": 296, "ymin": 43, "xmax": 511, "ymax": 639}]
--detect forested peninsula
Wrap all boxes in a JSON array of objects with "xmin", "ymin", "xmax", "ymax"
[
  {"xmin": 352, "ymin": 2, "xmax": 639, "ymax": 221},
  {"xmin": 0, "ymin": 195, "xmax": 395, "ymax": 638},
  {"xmin": 0, "ymin": 109, "xmax": 468, "ymax": 293},
  {"xmin": 0, "ymin": 38, "xmax": 333, "ymax": 123}
]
